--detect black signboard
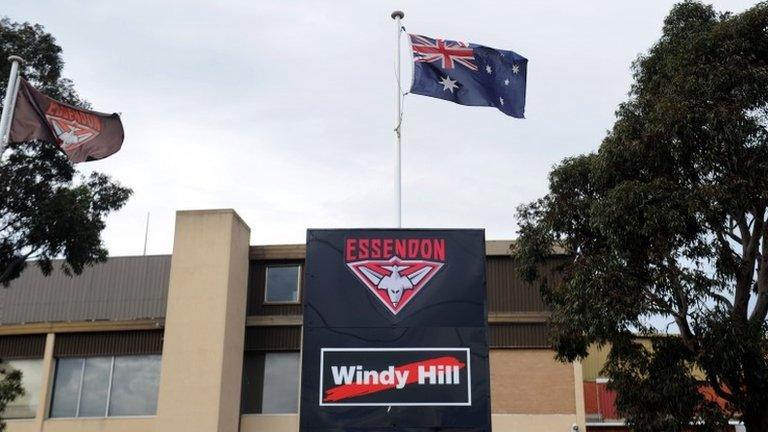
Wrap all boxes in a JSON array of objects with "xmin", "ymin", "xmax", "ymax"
[{"xmin": 300, "ymin": 229, "xmax": 491, "ymax": 432}]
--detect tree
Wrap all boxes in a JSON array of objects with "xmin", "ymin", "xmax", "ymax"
[
  {"xmin": 515, "ymin": 2, "xmax": 768, "ymax": 431},
  {"xmin": 0, "ymin": 364, "xmax": 22, "ymax": 432},
  {"xmin": 0, "ymin": 17, "xmax": 132, "ymax": 285},
  {"xmin": 0, "ymin": 17, "xmax": 132, "ymax": 425}
]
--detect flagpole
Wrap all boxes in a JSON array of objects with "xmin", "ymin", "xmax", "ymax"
[
  {"xmin": 0, "ymin": 55, "xmax": 24, "ymax": 156},
  {"xmin": 392, "ymin": 10, "xmax": 404, "ymax": 228},
  {"xmin": 143, "ymin": 212, "xmax": 150, "ymax": 255}
]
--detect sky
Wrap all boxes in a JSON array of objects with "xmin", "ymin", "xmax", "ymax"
[{"xmin": 3, "ymin": 0, "xmax": 759, "ymax": 256}]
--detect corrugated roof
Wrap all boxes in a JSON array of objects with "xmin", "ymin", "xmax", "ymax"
[{"xmin": 0, "ymin": 255, "xmax": 170, "ymax": 325}]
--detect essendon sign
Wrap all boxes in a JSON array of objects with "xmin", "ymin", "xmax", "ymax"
[
  {"xmin": 301, "ymin": 229, "xmax": 491, "ymax": 432},
  {"xmin": 346, "ymin": 237, "xmax": 446, "ymax": 315},
  {"xmin": 345, "ymin": 238, "xmax": 446, "ymax": 261}
]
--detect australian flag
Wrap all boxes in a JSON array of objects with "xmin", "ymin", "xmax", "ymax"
[{"xmin": 409, "ymin": 34, "xmax": 527, "ymax": 118}]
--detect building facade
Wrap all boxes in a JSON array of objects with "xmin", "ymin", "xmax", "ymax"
[{"xmin": 0, "ymin": 209, "xmax": 589, "ymax": 432}]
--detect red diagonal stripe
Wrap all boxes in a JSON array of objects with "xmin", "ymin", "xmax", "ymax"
[{"xmin": 323, "ymin": 356, "xmax": 465, "ymax": 402}]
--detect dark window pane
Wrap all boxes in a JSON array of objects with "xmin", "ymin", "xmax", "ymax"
[
  {"xmin": 108, "ymin": 355, "xmax": 161, "ymax": 416},
  {"xmin": 265, "ymin": 266, "xmax": 300, "ymax": 303},
  {"xmin": 1, "ymin": 359, "xmax": 43, "ymax": 419},
  {"xmin": 240, "ymin": 353, "xmax": 265, "ymax": 414},
  {"xmin": 261, "ymin": 352, "xmax": 300, "ymax": 413},
  {"xmin": 50, "ymin": 358, "xmax": 84, "ymax": 418},
  {"xmin": 78, "ymin": 357, "xmax": 111, "ymax": 417}
]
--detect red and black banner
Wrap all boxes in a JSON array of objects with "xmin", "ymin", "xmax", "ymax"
[
  {"xmin": 300, "ymin": 229, "xmax": 491, "ymax": 432},
  {"xmin": 9, "ymin": 78, "xmax": 124, "ymax": 163}
]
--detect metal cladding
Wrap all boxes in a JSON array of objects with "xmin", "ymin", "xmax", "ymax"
[
  {"xmin": 0, "ymin": 255, "xmax": 170, "ymax": 325},
  {"xmin": 489, "ymin": 323, "xmax": 549, "ymax": 348},
  {"xmin": 300, "ymin": 229, "xmax": 492, "ymax": 432},
  {"xmin": 54, "ymin": 330, "xmax": 164, "ymax": 357},
  {"xmin": 486, "ymin": 256, "xmax": 565, "ymax": 313},
  {"xmin": 0, "ymin": 334, "xmax": 46, "ymax": 359},
  {"xmin": 244, "ymin": 326, "xmax": 301, "ymax": 351}
]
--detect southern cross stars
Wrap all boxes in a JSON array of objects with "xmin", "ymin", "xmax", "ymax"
[
  {"xmin": 485, "ymin": 65, "xmax": 492, "ymax": 74},
  {"xmin": 512, "ymin": 64, "xmax": 520, "ymax": 74},
  {"xmin": 504, "ymin": 78, "xmax": 510, "ymax": 86},
  {"xmin": 439, "ymin": 75, "xmax": 459, "ymax": 93}
]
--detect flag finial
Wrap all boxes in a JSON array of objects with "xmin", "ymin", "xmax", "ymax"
[{"xmin": 391, "ymin": 10, "xmax": 404, "ymax": 19}]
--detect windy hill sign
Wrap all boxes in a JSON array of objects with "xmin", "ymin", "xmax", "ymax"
[{"xmin": 300, "ymin": 229, "xmax": 492, "ymax": 432}]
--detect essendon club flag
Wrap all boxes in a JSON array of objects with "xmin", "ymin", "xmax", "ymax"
[
  {"xmin": 9, "ymin": 78, "xmax": 124, "ymax": 163},
  {"xmin": 300, "ymin": 229, "xmax": 491, "ymax": 432}
]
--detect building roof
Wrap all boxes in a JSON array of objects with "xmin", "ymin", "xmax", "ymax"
[{"xmin": 0, "ymin": 255, "xmax": 171, "ymax": 325}]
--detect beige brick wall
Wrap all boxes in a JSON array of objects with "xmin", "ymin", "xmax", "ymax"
[
  {"xmin": 490, "ymin": 349, "xmax": 576, "ymax": 414},
  {"xmin": 155, "ymin": 209, "xmax": 250, "ymax": 432}
]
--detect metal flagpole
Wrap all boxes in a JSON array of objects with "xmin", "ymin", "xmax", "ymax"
[
  {"xmin": 143, "ymin": 212, "xmax": 150, "ymax": 255},
  {"xmin": 0, "ymin": 55, "xmax": 24, "ymax": 156},
  {"xmin": 391, "ymin": 11, "xmax": 404, "ymax": 228}
]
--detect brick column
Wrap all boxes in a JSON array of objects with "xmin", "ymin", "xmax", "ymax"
[{"xmin": 156, "ymin": 210, "xmax": 250, "ymax": 432}]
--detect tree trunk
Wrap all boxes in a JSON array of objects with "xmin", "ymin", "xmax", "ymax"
[{"xmin": 742, "ymin": 406, "xmax": 768, "ymax": 432}]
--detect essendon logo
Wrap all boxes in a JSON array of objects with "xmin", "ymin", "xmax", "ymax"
[
  {"xmin": 45, "ymin": 101, "xmax": 102, "ymax": 151},
  {"xmin": 345, "ymin": 238, "xmax": 446, "ymax": 315}
]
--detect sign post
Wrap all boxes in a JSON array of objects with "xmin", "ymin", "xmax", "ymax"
[{"xmin": 300, "ymin": 229, "xmax": 491, "ymax": 431}]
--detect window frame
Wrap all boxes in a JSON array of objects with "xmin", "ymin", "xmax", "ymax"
[
  {"xmin": 263, "ymin": 264, "xmax": 302, "ymax": 305},
  {"xmin": 49, "ymin": 354, "xmax": 160, "ymax": 419}
]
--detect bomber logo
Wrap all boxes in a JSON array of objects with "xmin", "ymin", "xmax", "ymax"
[
  {"xmin": 345, "ymin": 238, "xmax": 445, "ymax": 315},
  {"xmin": 45, "ymin": 101, "xmax": 102, "ymax": 151}
]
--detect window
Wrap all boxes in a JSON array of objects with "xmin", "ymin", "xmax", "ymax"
[
  {"xmin": 264, "ymin": 265, "xmax": 301, "ymax": 303},
  {"xmin": 50, "ymin": 355, "xmax": 161, "ymax": 418},
  {"xmin": 1, "ymin": 359, "xmax": 43, "ymax": 419},
  {"xmin": 241, "ymin": 352, "xmax": 300, "ymax": 414},
  {"xmin": 109, "ymin": 356, "xmax": 162, "ymax": 416}
]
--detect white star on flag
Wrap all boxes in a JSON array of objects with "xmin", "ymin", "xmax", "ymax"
[
  {"xmin": 512, "ymin": 64, "xmax": 520, "ymax": 74},
  {"xmin": 438, "ymin": 75, "xmax": 459, "ymax": 93},
  {"xmin": 486, "ymin": 65, "xmax": 492, "ymax": 74},
  {"xmin": 504, "ymin": 79, "xmax": 510, "ymax": 85},
  {"xmin": 499, "ymin": 97, "xmax": 504, "ymax": 106}
]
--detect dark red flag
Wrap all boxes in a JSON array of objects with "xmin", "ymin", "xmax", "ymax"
[{"xmin": 9, "ymin": 78, "xmax": 124, "ymax": 162}]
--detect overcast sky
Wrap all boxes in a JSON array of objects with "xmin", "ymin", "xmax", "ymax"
[{"xmin": 3, "ymin": 0, "xmax": 758, "ymax": 255}]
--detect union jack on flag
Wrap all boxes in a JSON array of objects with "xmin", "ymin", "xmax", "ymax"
[
  {"xmin": 410, "ymin": 34, "xmax": 478, "ymax": 71},
  {"xmin": 408, "ymin": 33, "xmax": 528, "ymax": 118}
]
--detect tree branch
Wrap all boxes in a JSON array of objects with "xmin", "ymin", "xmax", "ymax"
[
  {"xmin": 709, "ymin": 292, "xmax": 734, "ymax": 310},
  {"xmin": 712, "ymin": 226, "xmax": 737, "ymax": 258},
  {"xmin": 734, "ymin": 208, "xmax": 765, "ymax": 318},
  {"xmin": 0, "ymin": 248, "xmax": 37, "ymax": 284},
  {"xmin": 750, "ymin": 221, "xmax": 768, "ymax": 322},
  {"xmin": 667, "ymin": 259, "xmax": 698, "ymax": 352},
  {"xmin": 735, "ymin": 211, "xmax": 751, "ymax": 246},
  {"xmin": 643, "ymin": 288, "xmax": 681, "ymax": 318}
]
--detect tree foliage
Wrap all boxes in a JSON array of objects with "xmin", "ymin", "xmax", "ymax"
[
  {"xmin": 0, "ymin": 17, "xmax": 132, "ymax": 287},
  {"xmin": 515, "ymin": 2, "xmax": 768, "ymax": 431},
  {"xmin": 0, "ymin": 363, "xmax": 22, "ymax": 432}
]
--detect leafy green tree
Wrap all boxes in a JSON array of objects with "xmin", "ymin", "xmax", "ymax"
[
  {"xmin": 515, "ymin": 2, "xmax": 768, "ymax": 431},
  {"xmin": 0, "ymin": 17, "xmax": 132, "ymax": 285},
  {"xmin": 0, "ymin": 17, "xmax": 132, "ymax": 425},
  {"xmin": 0, "ymin": 364, "xmax": 22, "ymax": 432}
]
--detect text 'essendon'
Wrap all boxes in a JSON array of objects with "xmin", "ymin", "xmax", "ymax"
[{"xmin": 345, "ymin": 238, "xmax": 445, "ymax": 261}]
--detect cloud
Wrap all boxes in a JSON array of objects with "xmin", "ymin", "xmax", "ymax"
[{"xmin": 4, "ymin": 0, "xmax": 757, "ymax": 253}]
